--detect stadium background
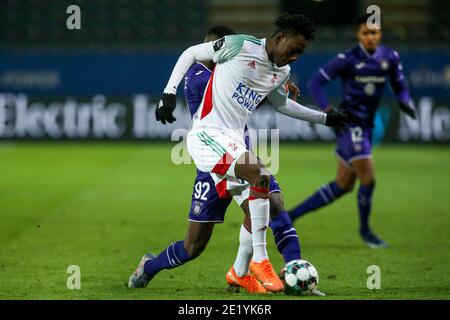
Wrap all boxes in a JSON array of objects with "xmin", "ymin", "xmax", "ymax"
[
  {"xmin": 0, "ymin": 0, "xmax": 449, "ymax": 300},
  {"xmin": 0, "ymin": 0, "xmax": 449, "ymax": 143}
]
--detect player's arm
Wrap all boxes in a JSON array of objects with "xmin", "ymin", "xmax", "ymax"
[
  {"xmin": 389, "ymin": 50, "xmax": 417, "ymax": 119},
  {"xmin": 156, "ymin": 42, "xmax": 213, "ymax": 124},
  {"xmin": 156, "ymin": 35, "xmax": 244, "ymax": 124},
  {"xmin": 307, "ymin": 53, "xmax": 349, "ymax": 112},
  {"xmin": 266, "ymin": 78, "xmax": 348, "ymax": 127}
]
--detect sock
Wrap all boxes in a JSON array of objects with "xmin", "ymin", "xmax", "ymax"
[
  {"xmin": 233, "ymin": 223, "xmax": 253, "ymax": 277},
  {"xmin": 249, "ymin": 186, "xmax": 270, "ymax": 263},
  {"xmin": 358, "ymin": 182, "xmax": 375, "ymax": 234},
  {"xmin": 289, "ymin": 181, "xmax": 347, "ymax": 221},
  {"xmin": 269, "ymin": 211, "xmax": 301, "ymax": 263},
  {"xmin": 143, "ymin": 240, "xmax": 192, "ymax": 277}
]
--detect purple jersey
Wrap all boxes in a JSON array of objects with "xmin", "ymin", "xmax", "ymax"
[
  {"xmin": 184, "ymin": 62, "xmax": 212, "ymax": 118},
  {"xmin": 308, "ymin": 43, "xmax": 411, "ymax": 127}
]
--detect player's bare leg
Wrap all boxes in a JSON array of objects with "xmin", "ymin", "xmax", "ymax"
[
  {"xmin": 335, "ymin": 160, "xmax": 357, "ymax": 191},
  {"xmin": 233, "ymin": 152, "xmax": 284, "ymax": 292},
  {"xmin": 184, "ymin": 221, "xmax": 215, "ymax": 258},
  {"xmin": 351, "ymin": 158, "xmax": 388, "ymax": 248}
]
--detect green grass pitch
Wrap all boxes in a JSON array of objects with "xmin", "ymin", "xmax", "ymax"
[{"xmin": 0, "ymin": 142, "xmax": 449, "ymax": 300}]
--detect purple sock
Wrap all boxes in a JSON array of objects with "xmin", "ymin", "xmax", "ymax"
[
  {"xmin": 143, "ymin": 240, "xmax": 192, "ymax": 277},
  {"xmin": 358, "ymin": 183, "xmax": 375, "ymax": 234},
  {"xmin": 269, "ymin": 211, "xmax": 301, "ymax": 263},
  {"xmin": 289, "ymin": 181, "xmax": 347, "ymax": 221}
]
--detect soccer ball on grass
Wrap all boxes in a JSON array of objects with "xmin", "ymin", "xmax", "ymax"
[{"xmin": 280, "ymin": 259, "xmax": 319, "ymax": 295}]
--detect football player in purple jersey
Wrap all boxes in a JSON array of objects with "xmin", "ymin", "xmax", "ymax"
[{"xmin": 289, "ymin": 14, "xmax": 417, "ymax": 248}]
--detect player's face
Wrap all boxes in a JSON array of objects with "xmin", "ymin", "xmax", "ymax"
[
  {"xmin": 272, "ymin": 33, "xmax": 308, "ymax": 67},
  {"xmin": 357, "ymin": 24, "xmax": 382, "ymax": 52}
]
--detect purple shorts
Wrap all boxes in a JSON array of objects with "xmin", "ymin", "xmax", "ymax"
[
  {"xmin": 189, "ymin": 171, "xmax": 282, "ymax": 223},
  {"xmin": 335, "ymin": 125, "xmax": 373, "ymax": 168}
]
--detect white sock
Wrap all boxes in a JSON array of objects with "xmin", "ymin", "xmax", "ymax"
[
  {"xmin": 233, "ymin": 224, "xmax": 253, "ymax": 277},
  {"xmin": 249, "ymin": 196, "xmax": 269, "ymax": 262}
]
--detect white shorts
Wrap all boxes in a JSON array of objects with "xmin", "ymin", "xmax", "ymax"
[
  {"xmin": 187, "ymin": 128, "xmax": 251, "ymax": 206},
  {"xmin": 187, "ymin": 128, "xmax": 248, "ymax": 178}
]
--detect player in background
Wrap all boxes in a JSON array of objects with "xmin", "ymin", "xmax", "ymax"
[
  {"xmin": 128, "ymin": 13, "xmax": 348, "ymax": 291},
  {"xmin": 288, "ymin": 14, "xmax": 417, "ymax": 248},
  {"xmin": 183, "ymin": 25, "xmax": 319, "ymax": 294}
]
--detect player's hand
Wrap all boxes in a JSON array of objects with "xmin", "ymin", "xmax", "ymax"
[
  {"xmin": 324, "ymin": 108, "xmax": 349, "ymax": 127},
  {"xmin": 398, "ymin": 101, "xmax": 417, "ymax": 119},
  {"xmin": 286, "ymin": 81, "xmax": 300, "ymax": 101},
  {"xmin": 155, "ymin": 93, "xmax": 177, "ymax": 124}
]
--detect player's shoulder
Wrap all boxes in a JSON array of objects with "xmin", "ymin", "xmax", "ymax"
[
  {"xmin": 227, "ymin": 34, "xmax": 263, "ymax": 51},
  {"xmin": 332, "ymin": 46, "xmax": 357, "ymax": 62},
  {"xmin": 342, "ymin": 46, "xmax": 360, "ymax": 59},
  {"xmin": 240, "ymin": 34, "xmax": 263, "ymax": 45},
  {"xmin": 379, "ymin": 44, "xmax": 401, "ymax": 61}
]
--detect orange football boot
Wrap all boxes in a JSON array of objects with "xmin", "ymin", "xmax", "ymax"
[
  {"xmin": 226, "ymin": 267, "xmax": 268, "ymax": 294},
  {"xmin": 249, "ymin": 259, "xmax": 284, "ymax": 292}
]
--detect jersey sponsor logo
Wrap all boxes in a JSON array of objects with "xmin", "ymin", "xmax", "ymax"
[
  {"xmin": 231, "ymin": 82, "xmax": 263, "ymax": 111},
  {"xmin": 355, "ymin": 75, "xmax": 386, "ymax": 83},
  {"xmin": 213, "ymin": 37, "xmax": 225, "ymax": 52}
]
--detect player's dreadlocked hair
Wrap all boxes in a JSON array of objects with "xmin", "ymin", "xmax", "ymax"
[
  {"xmin": 206, "ymin": 25, "xmax": 236, "ymax": 38},
  {"xmin": 274, "ymin": 12, "xmax": 316, "ymax": 41}
]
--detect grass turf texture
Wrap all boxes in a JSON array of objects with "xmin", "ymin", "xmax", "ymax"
[{"xmin": 0, "ymin": 143, "xmax": 449, "ymax": 300}]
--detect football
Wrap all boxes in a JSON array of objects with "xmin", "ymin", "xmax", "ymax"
[{"xmin": 280, "ymin": 259, "xmax": 319, "ymax": 295}]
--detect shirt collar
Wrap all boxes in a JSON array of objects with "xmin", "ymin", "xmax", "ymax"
[{"xmin": 358, "ymin": 42, "xmax": 379, "ymax": 59}]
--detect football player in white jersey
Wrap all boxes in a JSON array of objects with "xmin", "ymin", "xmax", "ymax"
[{"xmin": 128, "ymin": 13, "xmax": 348, "ymax": 292}]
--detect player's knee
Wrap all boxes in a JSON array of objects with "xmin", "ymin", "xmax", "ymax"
[
  {"xmin": 336, "ymin": 178, "xmax": 355, "ymax": 192},
  {"xmin": 253, "ymin": 173, "xmax": 270, "ymax": 189},
  {"xmin": 359, "ymin": 175, "xmax": 375, "ymax": 187}
]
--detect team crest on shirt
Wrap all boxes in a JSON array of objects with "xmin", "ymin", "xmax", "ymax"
[
  {"xmin": 271, "ymin": 73, "xmax": 278, "ymax": 84},
  {"xmin": 213, "ymin": 37, "xmax": 225, "ymax": 52},
  {"xmin": 228, "ymin": 142, "xmax": 238, "ymax": 152},
  {"xmin": 380, "ymin": 59, "xmax": 390, "ymax": 70}
]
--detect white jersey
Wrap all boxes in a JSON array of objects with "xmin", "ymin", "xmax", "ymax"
[
  {"xmin": 163, "ymin": 34, "xmax": 327, "ymax": 142},
  {"xmin": 191, "ymin": 35, "xmax": 291, "ymax": 137}
]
